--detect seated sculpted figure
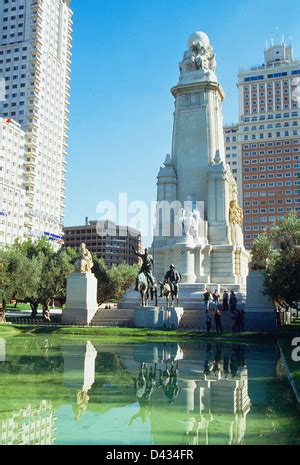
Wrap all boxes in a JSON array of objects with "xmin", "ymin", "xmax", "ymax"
[
  {"xmin": 229, "ymin": 200, "xmax": 243, "ymax": 226},
  {"xmin": 74, "ymin": 243, "xmax": 93, "ymax": 273}
]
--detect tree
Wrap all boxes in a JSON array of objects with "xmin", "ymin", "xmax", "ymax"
[
  {"xmin": 252, "ymin": 212, "xmax": 300, "ymax": 308},
  {"xmin": 250, "ymin": 234, "xmax": 274, "ymax": 271},
  {"xmin": 0, "ymin": 238, "xmax": 76, "ymax": 318},
  {"xmin": 108, "ymin": 263, "xmax": 139, "ymax": 302},
  {"xmin": 92, "ymin": 256, "xmax": 138, "ymax": 304},
  {"xmin": 1, "ymin": 238, "xmax": 139, "ymax": 313},
  {"xmin": 92, "ymin": 256, "xmax": 111, "ymax": 304},
  {"xmin": 0, "ymin": 247, "xmax": 42, "ymax": 311}
]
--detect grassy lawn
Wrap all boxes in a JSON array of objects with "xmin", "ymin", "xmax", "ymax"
[
  {"xmin": 0, "ymin": 324, "xmax": 278, "ymax": 343},
  {"xmin": 5, "ymin": 303, "xmax": 35, "ymax": 311}
]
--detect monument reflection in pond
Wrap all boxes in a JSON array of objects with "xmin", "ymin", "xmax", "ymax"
[
  {"xmin": 62, "ymin": 341, "xmax": 97, "ymax": 421},
  {"xmin": 130, "ymin": 343, "xmax": 251, "ymax": 445},
  {"xmin": 55, "ymin": 340, "xmax": 294, "ymax": 445}
]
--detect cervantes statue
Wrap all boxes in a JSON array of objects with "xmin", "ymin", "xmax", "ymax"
[{"xmin": 74, "ymin": 243, "xmax": 93, "ymax": 273}]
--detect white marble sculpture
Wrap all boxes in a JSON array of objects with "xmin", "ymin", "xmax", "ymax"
[
  {"xmin": 179, "ymin": 31, "xmax": 217, "ymax": 82},
  {"xmin": 63, "ymin": 244, "xmax": 98, "ymax": 325},
  {"xmin": 74, "ymin": 243, "xmax": 93, "ymax": 273}
]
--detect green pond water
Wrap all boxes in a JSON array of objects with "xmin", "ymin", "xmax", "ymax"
[{"xmin": 0, "ymin": 336, "xmax": 299, "ymax": 445}]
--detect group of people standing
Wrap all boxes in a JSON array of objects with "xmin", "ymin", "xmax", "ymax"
[{"xmin": 204, "ymin": 289, "xmax": 244, "ymax": 334}]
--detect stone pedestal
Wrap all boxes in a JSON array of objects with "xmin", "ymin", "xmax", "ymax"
[
  {"xmin": 244, "ymin": 271, "xmax": 277, "ymax": 332},
  {"xmin": 134, "ymin": 306, "xmax": 184, "ymax": 329},
  {"xmin": 62, "ymin": 272, "xmax": 98, "ymax": 325}
]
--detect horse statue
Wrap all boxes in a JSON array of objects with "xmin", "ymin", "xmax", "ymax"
[
  {"xmin": 137, "ymin": 274, "xmax": 158, "ymax": 308},
  {"xmin": 160, "ymin": 280, "xmax": 179, "ymax": 307}
]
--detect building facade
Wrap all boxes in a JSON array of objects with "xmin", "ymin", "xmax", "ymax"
[
  {"xmin": 63, "ymin": 220, "xmax": 142, "ymax": 268},
  {"xmin": 0, "ymin": 117, "xmax": 26, "ymax": 246},
  {"xmin": 224, "ymin": 40, "xmax": 300, "ymax": 249},
  {"xmin": 0, "ymin": 0, "xmax": 72, "ymax": 245}
]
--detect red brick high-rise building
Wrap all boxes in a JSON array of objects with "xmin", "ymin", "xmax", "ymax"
[{"xmin": 227, "ymin": 40, "xmax": 300, "ymax": 249}]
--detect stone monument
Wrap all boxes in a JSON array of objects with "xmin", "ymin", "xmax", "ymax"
[
  {"xmin": 244, "ymin": 253, "xmax": 277, "ymax": 332},
  {"xmin": 152, "ymin": 31, "xmax": 249, "ymax": 304},
  {"xmin": 62, "ymin": 243, "xmax": 98, "ymax": 325}
]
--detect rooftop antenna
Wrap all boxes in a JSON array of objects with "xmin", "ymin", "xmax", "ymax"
[
  {"xmin": 281, "ymin": 34, "xmax": 285, "ymax": 45},
  {"xmin": 275, "ymin": 26, "xmax": 279, "ymax": 44},
  {"xmin": 265, "ymin": 40, "xmax": 269, "ymax": 50},
  {"xmin": 271, "ymin": 37, "xmax": 274, "ymax": 47}
]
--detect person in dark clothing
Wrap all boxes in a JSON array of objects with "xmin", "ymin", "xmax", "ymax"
[
  {"xmin": 236, "ymin": 310, "xmax": 244, "ymax": 333},
  {"xmin": 229, "ymin": 291, "xmax": 237, "ymax": 313},
  {"xmin": 214, "ymin": 307, "xmax": 222, "ymax": 333},
  {"xmin": 212, "ymin": 290, "xmax": 220, "ymax": 308},
  {"xmin": 203, "ymin": 289, "xmax": 211, "ymax": 313},
  {"xmin": 206, "ymin": 311, "xmax": 212, "ymax": 333},
  {"xmin": 222, "ymin": 290, "xmax": 229, "ymax": 312},
  {"xmin": 231, "ymin": 310, "xmax": 238, "ymax": 333}
]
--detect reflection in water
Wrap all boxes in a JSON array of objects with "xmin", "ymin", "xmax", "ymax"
[
  {"xmin": 161, "ymin": 362, "xmax": 181, "ymax": 405},
  {"xmin": 62, "ymin": 341, "xmax": 97, "ymax": 421},
  {"xmin": 130, "ymin": 360, "xmax": 182, "ymax": 426},
  {"xmin": 178, "ymin": 344, "xmax": 250, "ymax": 445},
  {"xmin": 0, "ymin": 400, "xmax": 56, "ymax": 445},
  {"xmin": 0, "ymin": 337, "xmax": 299, "ymax": 445},
  {"xmin": 130, "ymin": 343, "xmax": 251, "ymax": 445}
]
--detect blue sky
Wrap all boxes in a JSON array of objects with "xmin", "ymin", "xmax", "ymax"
[{"xmin": 65, "ymin": 0, "xmax": 300, "ymax": 242}]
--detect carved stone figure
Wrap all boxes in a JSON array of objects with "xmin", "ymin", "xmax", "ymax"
[
  {"xmin": 74, "ymin": 243, "xmax": 93, "ymax": 273},
  {"xmin": 180, "ymin": 31, "xmax": 217, "ymax": 75},
  {"xmin": 176, "ymin": 208, "xmax": 202, "ymax": 239},
  {"xmin": 229, "ymin": 200, "xmax": 243, "ymax": 226}
]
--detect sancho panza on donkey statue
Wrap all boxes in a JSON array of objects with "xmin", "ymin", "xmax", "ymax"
[
  {"xmin": 132, "ymin": 247, "xmax": 158, "ymax": 307},
  {"xmin": 160, "ymin": 265, "xmax": 182, "ymax": 307}
]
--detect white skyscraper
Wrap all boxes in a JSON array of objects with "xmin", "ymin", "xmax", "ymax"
[
  {"xmin": 0, "ymin": 117, "xmax": 26, "ymax": 246},
  {"xmin": 0, "ymin": 0, "xmax": 72, "ymax": 244}
]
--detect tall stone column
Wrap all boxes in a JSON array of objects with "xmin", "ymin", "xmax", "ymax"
[{"xmin": 175, "ymin": 243, "xmax": 197, "ymax": 283}]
